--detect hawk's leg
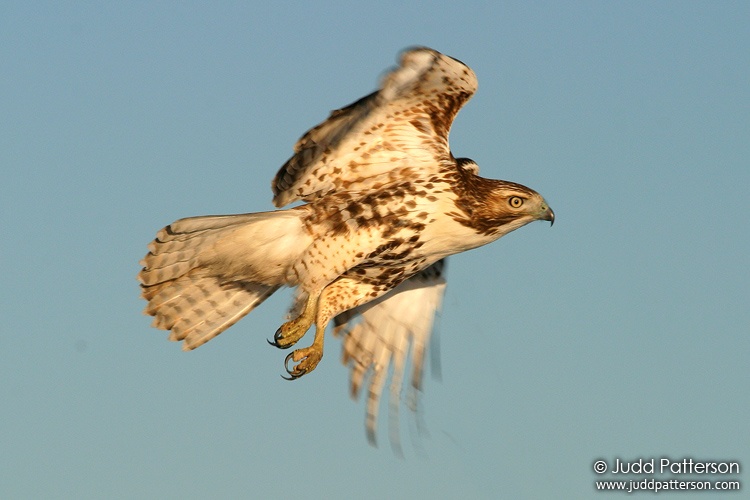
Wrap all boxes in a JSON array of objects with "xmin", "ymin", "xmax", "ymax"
[
  {"xmin": 269, "ymin": 294, "xmax": 317, "ymax": 349},
  {"xmin": 283, "ymin": 276, "xmax": 395, "ymax": 380}
]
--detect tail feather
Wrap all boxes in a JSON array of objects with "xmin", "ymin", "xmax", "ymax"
[
  {"xmin": 139, "ymin": 213, "xmax": 282, "ymax": 286},
  {"xmin": 139, "ymin": 210, "xmax": 308, "ymax": 349},
  {"xmin": 164, "ymin": 277, "xmax": 278, "ymax": 350},
  {"xmin": 164, "ymin": 213, "xmax": 263, "ymax": 234}
]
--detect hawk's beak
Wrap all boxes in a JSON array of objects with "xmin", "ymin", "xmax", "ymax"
[{"xmin": 541, "ymin": 206, "xmax": 554, "ymax": 226}]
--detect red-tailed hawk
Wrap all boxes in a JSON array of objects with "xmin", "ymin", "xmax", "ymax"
[{"xmin": 138, "ymin": 47, "xmax": 554, "ymax": 447}]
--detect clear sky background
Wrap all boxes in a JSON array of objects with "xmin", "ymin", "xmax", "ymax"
[{"xmin": 1, "ymin": 2, "xmax": 748, "ymax": 499}]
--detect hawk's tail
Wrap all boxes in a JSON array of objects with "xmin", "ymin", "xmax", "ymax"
[{"xmin": 138, "ymin": 210, "xmax": 308, "ymax": 350}]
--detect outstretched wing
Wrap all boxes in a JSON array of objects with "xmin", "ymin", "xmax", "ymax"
[
  {"xmin": 333, "ymin": 259, "xmax": 447, "ymax": 450},
  {"xmin": 272, "ymin": 47, "xmax": 478, "ymax": 207}
]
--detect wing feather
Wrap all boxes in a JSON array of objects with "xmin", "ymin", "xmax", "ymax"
[
  {"xmin": 333, "ymin": 259, "xmax": 447, "ymax": 448},
  {"xmin": 272, "ymin": 47, "xmax": 477, "ymax": 207}
]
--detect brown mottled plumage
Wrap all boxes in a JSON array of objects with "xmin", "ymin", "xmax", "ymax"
[{"xmin": 138, "ymin": 47, "xmax": 553, "ymax": 448}]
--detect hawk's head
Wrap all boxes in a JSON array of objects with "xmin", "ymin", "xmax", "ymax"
[{"xmin": 454, "ymin": 158, "xmax": 554, "ymax": 236}]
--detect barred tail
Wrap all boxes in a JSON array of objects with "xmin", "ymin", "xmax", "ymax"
[{"xmin": 138, "ymin": 210, "xmax": 308, "ymax": 350}]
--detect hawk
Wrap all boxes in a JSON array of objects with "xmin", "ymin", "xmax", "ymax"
[{"xmin": 138, "ymin": 47, "xmax": 554, "ymax": 446}]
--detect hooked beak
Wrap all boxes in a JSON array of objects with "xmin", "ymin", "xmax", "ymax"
[{"xmin": 541, "ymin": 205, "xmax": 555, "ymax": 226}]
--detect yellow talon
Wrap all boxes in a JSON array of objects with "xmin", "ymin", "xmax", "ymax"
[
  {"xmin": 282, "ymin": 325, "xmax": 325, "ymax": 380},
  {"xmin": 268, "ymin": 295, "xmax": 317, "ymax": 349}
]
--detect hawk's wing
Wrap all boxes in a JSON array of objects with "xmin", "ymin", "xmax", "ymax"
[
  {"xmin": 272, "ymin": 47, "xmax": 477, "ymax": 207},
  {"xmin": 333, "ymin": 259, "xmax": 447, "ymax": 450}
]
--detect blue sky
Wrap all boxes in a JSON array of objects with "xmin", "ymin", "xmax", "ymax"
[{"xmin": 1, "ymin": 2, "xmax": 748, "ymax": 498}]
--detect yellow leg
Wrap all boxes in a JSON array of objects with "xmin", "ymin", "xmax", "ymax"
[{"xmin": 280, "ymin": 276, "xmax": 388, "ymax": 380}]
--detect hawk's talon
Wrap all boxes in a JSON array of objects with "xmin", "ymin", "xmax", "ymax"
[
  {"xmin": 267, "ymin": 327, "xmax": 293, "ymax": 349},
  {"xmin": 269, "ymin": 312, "xmax": 314, "ymax": 350},
  {"xmin": 282, "ymin": 346, "xmax": 323, "ymax": 380},
  {"xmin": 282, "ymin": 352, "xmax": 303, "ymax": 380}
]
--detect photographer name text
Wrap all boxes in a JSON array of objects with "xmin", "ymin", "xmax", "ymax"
[{"xmin": 597, "ymin": 458, "xmax": 739, "ymax": 475}]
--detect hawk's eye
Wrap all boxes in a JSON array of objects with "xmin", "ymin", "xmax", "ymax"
[{"xmin": 509, "ymin": 196, "xmax": 523, "ymax": 208}]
